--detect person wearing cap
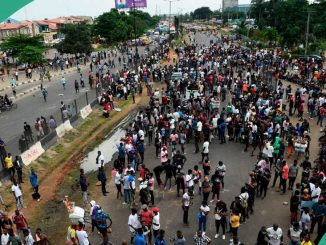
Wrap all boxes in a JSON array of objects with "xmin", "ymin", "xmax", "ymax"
[{"xmin": 152, "ymin": 207, "xmax": 160, "ymax": 238}]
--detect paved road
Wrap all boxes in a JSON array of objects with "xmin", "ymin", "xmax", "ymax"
[
  {"xmin": 0, "ymin": 45, "xmax": 149, "ymax": 154},
  {"xmin": 87, "ymin": 32, "xmax": 302, "ymax": 245}
]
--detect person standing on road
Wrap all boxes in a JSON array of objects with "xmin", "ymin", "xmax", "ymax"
[
  {"xmin": 280, "ymin": 160, "xmax": 289, "ymax": 194},
  {"xmin": 23, "ymin": 122, "xmax": 33, "ymax": 143},
  {"xmin": 214, "ymin": 200, "xmax": 228, "ymax": 240},
  {"xmin": 139, "ymin": 204, "xmax": 153, "ymax": 244},
  {"xmin": 79, "ymin": 169, "xmax": 89, "ymax": 205},
  {"xmin": 96, "ymin": 151, "xmax": 105, "ymax": 169},
  {"xmin": 12, "ymin": 209, "xmax": 28, "ymax": 242},
  {"xmin": 74, "ymin": 80, "xmax": 79, "ymax": 93},
  {"xmin": 198, "ymin": 201, "xmax": 210, "ymax": 233},
  {"xmin": 152, "ymin": 207, "xmax": 160, "ymax": 239},
  {"xmin": 182, "ymin": 190, "xmax": 190, "ymax": 225},
  {"xmin": 123, "ymin": 171, "xmax": 132, "ymax": 204},
  {"xmin": 61, "ymin": 76, "xmax": 66, "ymax": 90},
  {"xmin": 29, "ymin": 169, "xmax": 40, "ymax": 201},
  {"xmin": 201, "ymin": 139, "xmax": 209, "ymax": 162},
  {"xmin": 266, "ymin": 224, "xmax": 283, "ymax": 245},
  {"xmin": 288, "ymin": 160, "xmax": 299, "ymax": 190},
  {"xmin": 11, "ymin": 179, "xmax": 24, "ymax": 209},
  {"xmin": 98, "ymin": 166, "xmax": 108, "ymax": 196},
  {"xmin": 193, "ymin": 230, "xmax": 211, "ymax": 245},
  {"xmin": 41, "ymin": 88, "xmax": 48, "ymax": 102},
  {"xmin": 4, "ymin": 153, "xmax": 15, "ymax": 179},
  {"xmin": 128, "ymin": 208, "xmax": 140, "ymax": 244}
]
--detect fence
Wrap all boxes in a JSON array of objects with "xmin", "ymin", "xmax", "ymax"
[{"xmin": 1, "ymin": 90, "xmax": 99, "ymax": 174}]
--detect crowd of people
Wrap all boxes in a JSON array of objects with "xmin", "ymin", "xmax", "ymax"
[
  {"xmin": 0, "ymin": 28, "xmax": 325, "ymax": 244},
  {"xmin": 72, "ymin": 30, "xmax": 326, "ymax": 245}
]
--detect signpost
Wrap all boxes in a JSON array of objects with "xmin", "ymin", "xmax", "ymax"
[{"xmin": 115, "ymin": 0, "xmax": 147, "ymax": 9}]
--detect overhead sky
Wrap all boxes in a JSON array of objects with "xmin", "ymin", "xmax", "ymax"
[{"xmin": 10, "ymin": 0, "xmax": 251, "ymax": 21}]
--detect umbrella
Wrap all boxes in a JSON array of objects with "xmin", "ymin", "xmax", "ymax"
[{"xmin": 0, "ymin": 0, "xmax": 34, "ymax": 23}]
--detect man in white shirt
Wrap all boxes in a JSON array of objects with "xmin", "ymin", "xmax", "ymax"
[
  {"xmin": 1, "ymin": 228, "xmax": 9, "ymax": 245},
  {"xmin": 182, "ymin": 191, "xmax": 191, "ymax": 225},
  {"xmin": 311, "ymin": 182, "xmax": 321, "ymax": 203},
  {"xmin": 202, "ymin": 141, "xmax": 210, "ymax": 162},
  {"xmin": 75, "ymin": 223, "xmax": 89, "ymax": 245},
  {"xmin": 266, "ymin": 224, "xmax": 283, "ymax": 245},
  {"xmin": 152, "ymin": 207, "xmax": 160, "ymax": 238},
  {"xmin": 11, "ymin": 179, "xmax": 24, "ymax": 209},
  {"xmin": 128, "ymin": 208, "xmax": 140, "ymax": 244},
  {"xmin": 96, "ymin": 151, "xmax": 105, "ymax": 168}
]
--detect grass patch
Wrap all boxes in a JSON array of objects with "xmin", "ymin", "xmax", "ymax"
[{"xmin": 54, "ymin": 144, "xmax": 64, "ymax": 154}]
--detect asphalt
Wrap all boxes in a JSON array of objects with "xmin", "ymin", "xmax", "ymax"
[
  {"xmin": 86, "ymin": 32, "xmax": 321, "ymax": 245},
  {"xmin": 0, "ymin": 45, "xmax": 149, "ymax": 156}
]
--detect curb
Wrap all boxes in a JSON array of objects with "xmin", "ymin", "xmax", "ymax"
[
  {"xmin": 0, "ymin": 67, "xmax": 81, "ymax": 92},
  {"xmin": 9, "ymin": 85, "xmax": 41, "ymax": 101}
]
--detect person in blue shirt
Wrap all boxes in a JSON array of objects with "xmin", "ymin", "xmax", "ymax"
[
  {"xmin": 95, "ymin": 208, "xmax": 110, "ymax": 245},
  {"xmin": 29, "ymin": 169, "xmax": 39, "ymax": 194},
  {"xmin": 117, "ymin": 143, "xmax": 126, "ymax": 168},
  {"xmin": 135, "ymin": 228, "xmax": 146, "ymax": 245},
  {"xmin": 154, "ymin": 229, "xmax": 166, "ymax": 245}
]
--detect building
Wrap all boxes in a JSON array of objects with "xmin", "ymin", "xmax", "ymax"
[
  {"xmin": 222, "ymin": 0, "xmax": 239, "ymax": 11},
  {"xmin": 226, "ymin": 4, "xmax": 252, "ymax": 14},
  {"xmin": 0, "ymin": 21, "xmax": 39, "ymax": 41},
  {"xmin": 0, "ymin": 16, "xmax": 93, "ymax": 41}
]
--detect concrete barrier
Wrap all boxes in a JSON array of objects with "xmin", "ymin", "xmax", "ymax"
[
  {"xmin": 21, "ymin": 141, "xmax": 45, "ymax": 166},
  {"xmin": 80, "ymin": 104, "xmax": 92, "ymax": 119},
  {"xmin": 64, "ymin": 120, "xmax": 73, "ymax": 131},
  {"xmin": 56, "ymin": 123, "xmax": 66, "ymax": 138},
  {"xmin": 56, "ymin": 120, "xmax": 73, "ymax": 137}
]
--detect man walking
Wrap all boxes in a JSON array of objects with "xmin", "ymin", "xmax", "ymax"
[{"xmin": 11, "ymin": 179, "xmax": 24, "ymax": 209}]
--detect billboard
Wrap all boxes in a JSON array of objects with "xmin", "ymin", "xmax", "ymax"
[{"xmin": 115, "ymin": 0, "xmax": 147, "ymax": 9}]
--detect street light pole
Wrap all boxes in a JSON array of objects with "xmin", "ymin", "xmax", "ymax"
[{"xmin": 164, "ymin": 0, "xmax": 180, "ymax": 34}]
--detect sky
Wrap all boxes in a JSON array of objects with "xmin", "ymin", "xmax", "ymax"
[{"xmin": 10, "ymin": 0, "xmax": 250, "ymax": 21}]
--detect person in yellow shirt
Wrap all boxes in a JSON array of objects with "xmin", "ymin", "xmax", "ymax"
[
  {"xmin": 4, "ymin": 153, "xmax": 14, "ymax": 178},
  {"xmin": 301, "ymin": 234, "xmax": 313, "ymax": 245},
  {"xmin": 230, "ymin": 210, "xmax": 240, "ymax": 238}
]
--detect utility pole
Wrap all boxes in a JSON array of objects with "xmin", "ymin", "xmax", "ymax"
[
  {"xmin": 305, "ymin": 11, "xmax": 311, "ymax": 56},
  {"xmin": 164, "ymin": 0, "xmax": 180, "ymax": 34}
]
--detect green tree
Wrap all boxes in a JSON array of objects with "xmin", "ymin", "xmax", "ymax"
[
  {"xmin": 56, "ymin": 23, "xmax": 92, "ymax": 55},
  {"xmin": 0, "ymin": 34, "xmax": 45, "ymax": 65},
  {"xmin": 192, "ymin": 7, "xmax": 213, "ymax": 20}
]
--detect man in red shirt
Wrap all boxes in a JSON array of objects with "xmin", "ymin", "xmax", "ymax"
[
  {"xmin": 140, "ymin": 204, "xmax": 153, "ymax": 244},
  {"xmin": 12, "ymin": 209, "xmax": 28, "ymax": 242},
  {"xmin": 280, "ymin": 160, "xmax": 289, "ymax": 194},
  {"xmin": 317, "ymin": 106, "xmax": 326, "ymax": 127}
]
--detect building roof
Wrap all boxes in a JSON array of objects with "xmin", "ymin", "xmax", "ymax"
[{"xmin": 0, "ymin": 23, "xmax": 28, "ymax": 30}]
